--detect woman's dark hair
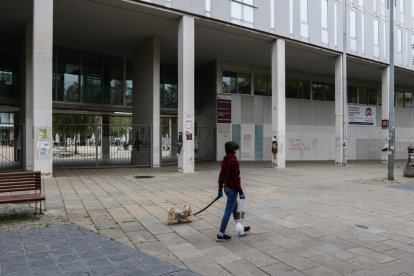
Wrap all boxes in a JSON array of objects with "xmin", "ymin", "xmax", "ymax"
[{"xmin": 225, "ymin": 141, "xmax": 240, "ymax": 154}]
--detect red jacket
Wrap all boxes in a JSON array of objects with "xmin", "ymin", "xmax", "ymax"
[{"xmin": 218, "ymin": 153, "xmax": 244, "ymax": 195}]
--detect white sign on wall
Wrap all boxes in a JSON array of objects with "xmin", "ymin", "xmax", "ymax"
[{"xmin": 348, "ymin": 105, "xmax": 376, "ymax": 126}]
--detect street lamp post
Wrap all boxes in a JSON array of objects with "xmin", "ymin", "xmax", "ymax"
[{"xmin": 388, "ymin": 0, "xmax": 395, "ymax": 180}]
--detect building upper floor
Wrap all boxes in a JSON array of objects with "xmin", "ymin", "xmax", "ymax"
[{"xmin": 139, "ymin": 0, "xmax": 414, "ymax": 70}]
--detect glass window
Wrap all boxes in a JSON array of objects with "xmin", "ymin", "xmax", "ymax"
[
  {"xmin": 56, "ymin": 47, "xmax": 80, "ymax": 102},
  {"xmin": 82, "ymin": 52, "xmax": 102, "ymax": 104},
  {"xmin": 231, "ymin": 0, "xmax": 254, "ymax": 26},
  {"xmin": 161, "ymin": 64, "xmax": 178, "ymax": 109},
  {"xmin": 361, "ymin": 14, "xmax": 365, "ymax": 54},
  {"xmin": 286, "ymin": 79, "xmax": 297, "ymax": 98},
  {"xmin": 325, "ymin": 83, "xmax": 335, "ymax": 101},
  {"xmin": 300, "ymin": 0, "xmax": 309, "ymax": 38},
  {"xmin": 396, "ymin": 92, "xmax": 404, "ymax": 107},
  {"xmin": 223, "ymin": 71, "xmax": 237, "ymax": 94},
  {"xmin": 350, "ymin": 10, "xmax": 357, "ymax": 52},
  {"xmin": 231, "ymin": 1, "xmax": 242, "ymax": 20},
  {"xmin": 254, "ymin": 75, "xmax": 268, "ymax": 96},
  {"xmin": 297, "ymin": 80, "xmax": 310, "ymax": 99},
  {"xmin": 321, "ymin": 0, "xmax": 328, "ymax": 44},
  {"xmin": 404, "ymin": 92, "xmax": 413, "ymax": 108},
  {"xmin": 368, "ymin": 88, "xmax": 378, "ymax": 105},
  {"xmin": 334, "ymin": 2, "xmax": 338, "ymax": 47},
  {"xmin": 312, "ymin": 82, "xmax": 325, "ymax": 101},
  {"xmin": 103, "ymin": 55, "xmax": 123, "ymax": 105},
  {"xmin": 359, "ymin": 87, "xmax": 368, "ymax": 104},
  {"xmin": 126, "ymin": 59, "xmax": 133, "ymax": 106},
  {"xmin": 374, "ymin": 19, "xmax": 379, "ymax": 57},
  {"xmin": 237, "ymin": 72, "xmax": 251, "ymax": 95},
  {"xmin": 205, "ymin": 0, "xmax": 211, "ymax": 16},
  {"xmin": 348, "ymin": 86, "xmax": 357, "ymax": 103}
]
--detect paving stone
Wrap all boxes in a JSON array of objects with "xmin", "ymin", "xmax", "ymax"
[
  {"xmin": 261, "ymin": 262, "xmax": 306, "ymax": 276},
  {"xmin": 273, "ymin": 252, "xmax": 319, "ymax": 271},
  {"xmin": 347, "ymin": 247, "xmax": 395, "ymax": 264}
]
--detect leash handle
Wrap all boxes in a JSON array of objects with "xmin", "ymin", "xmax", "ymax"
[{"xmin": 193, "ymin": 196, "xmax": 220, "ymax": 216}]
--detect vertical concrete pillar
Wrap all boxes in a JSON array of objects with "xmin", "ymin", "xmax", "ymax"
[
  {"xmin": 27, "ymin": 0, "xmax": 53, "ymax": 176},
  {"xmin": 24, "ymin": 23, "xmax": 34, "ymax": 171},
  {"xmin": 132, "ymin": 37, "xmax": 160, "ymax": 167},
  {"xmin": 381, "ymin": 67, "xmax": 390, "ymax": 162},
  {"xmin": 178, "ymin": 15, "xmax": 195, "ymax": 173},
  {"xmin": 102, "ymin": 115, "xmax": 110, "ymax": 160},
  {"xmin": 271, "ymin": 39, "xmax": 286, "ymax": 168},
  {"xmin": 335, "ymin": 55, "xmax": 344, "ymax": 164}
]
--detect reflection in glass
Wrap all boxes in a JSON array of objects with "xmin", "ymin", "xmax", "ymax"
[
  {"xmin": 368, "ymin": 88, "xmax": 378, "ymax": 105},
  {"xmin": 254, "ymin": 75, "xmax": 268, "ymax": 96},
  {"xmin": 231, "ymin": 2, "xmax": 242, "ymax": 20},
  {"xmin": 126, "ymin": 59, "xmax": 133, "ymax": 106},
  {"xmin": 348, "ymin": 86, "xmax": 357, "ymax": 103},
  {"xmin": 222, "ymin": 71, "xmax": 237, "ymax": 94},
  {"xmin": 103, "ymin": 56, "xmax": 123, "ymax": 105},
  {"xmin": 395, "ymin": 92, "xmax": 404, "ymax": 107},
  {"xmin": 297, "ymin": 80, "xmax": 310, "ymax": 99},
  {"xmin": 237, "ymin": 72, "xmax": 251, "ymax": 94},
  {"xmin": 56, "ymin": 48, "xmax": 80, "ymax": 102},
  {"xmin": 160, "ymin": 64, "xmax": 178, "ymax": 109},
  {"xmin": 286, "ymin": 79, "xmax": 297, "ymax": 98},
  {"xmin": 311, "ymin": 82, "xmax": 325, "ymax": 101},
  {"xmin": 82, "ymin": 52, "xmax": 102, "ymax": 104},
  {"xmin": 404, "ymin": 92, "xmax": 412, "ymax": 108},
  {"xmin": 359, "ymin": 87, "xmax": 368, "ymax": 104}
]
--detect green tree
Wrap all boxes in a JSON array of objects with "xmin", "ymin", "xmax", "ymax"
[{"xmin": 53, "ymin": 114, "xmax": 100, "ymax": 153}]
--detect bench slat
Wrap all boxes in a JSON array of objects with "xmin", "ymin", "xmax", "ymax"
[{"xmin": 0, "ymin": 194, "xmax": 45, "ymax": 204}]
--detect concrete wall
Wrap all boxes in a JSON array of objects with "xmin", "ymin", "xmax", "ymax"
[{"xmin": 214, "ymin": 59, "xmax": 414, "ymax": 162}]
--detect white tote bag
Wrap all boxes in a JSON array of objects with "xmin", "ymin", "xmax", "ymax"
[{"xmin": 235, "ymin": 199, "xmax": 246, "ymax": 236}]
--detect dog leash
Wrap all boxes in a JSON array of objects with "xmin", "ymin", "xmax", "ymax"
[{"xmin": 193, "ymin": 196, "xmax": 220, "ymax": 216}]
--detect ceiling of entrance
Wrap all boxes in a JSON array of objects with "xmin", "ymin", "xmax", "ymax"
[{"xmin": 1, "ymin": 0, "xmax": 413, "ymax": 86}]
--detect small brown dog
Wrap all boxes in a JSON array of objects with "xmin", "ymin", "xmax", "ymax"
[{"xmin": 167, "ymin": 204, "xmax": 192, "ymax": 225}]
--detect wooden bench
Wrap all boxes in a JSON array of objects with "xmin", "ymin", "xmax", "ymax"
[{"xmin": 0, "ymin": 171, "xmax": 45, "ymax": 214}]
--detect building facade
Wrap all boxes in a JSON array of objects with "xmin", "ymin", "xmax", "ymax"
[{"xmin": 1, "ymin": 0, "xmax": 414, "ymax": 175}]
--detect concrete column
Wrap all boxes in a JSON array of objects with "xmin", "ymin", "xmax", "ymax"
[
  {"xmin": 178, "ymin": 15, "xmax": 195, "ymax": 173},
  {"xmin": 132, "ymin": 37, "xmax": 160, "ymax": 167},
  {"xmin": 27, "ymin": 0, "xmax": 53, "ymax": 176},
  {"xmin": 271, "ymin": 39, "xmax": 286, "ymax": 168},
  {"xmin": 381, "ymin": 67, "xmax": 390, "ymax": 162},
  {"xmin": 102, "ymin": 115, "xmax": 110, "ymax": 160},
  {"xmin": 24, "ymin": 23, "xmax": 34, "ymax": 171},
  {"xmin": 335, "ymin": 55, "xmax": 344, "ymax": 164}
]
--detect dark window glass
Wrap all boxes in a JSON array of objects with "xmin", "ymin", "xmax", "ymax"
[
  {"xmin": 254, "ymin": 75, "xmax": 268, "ymax": 96},
  {"xmin": 378, "ymin": 90, "xmax": 382, "ymax": 105},
  {"xmin": 161, "ymin": 64, "xmax": 178, "ymax": 109},
  {"xmin": 348, "ymin": 86, "xmax": 357, "ymax": 103},
  {"xmin": 56, "ymin": 47, "xmax": 80, "ymax": 102},
  {"xmin": 359, "ymin": 87, "xmax": 368, "ymax": 104},
  {"xmin": 404, "ymin": 92, "xmax": 412, "ymax": 108},
  {"xmin": 268, "ymin": 78, "xmax": 272, "ymax": 96},
  {"xmin": 103, "ymin": 55, "xmax": 123, "ymax": 105},
  {"xmin": 0, "ymin": 34, "xmax": 19, "ymax": 99},
  {"xmin": 286, "ymin": 79, "xmax": 297, "ymax": 98},
  {"xmin": 395, "ymin": 92, "xmax": 404, "ymax": 107},
  {"xmin": 126, "ymin": 59, "xmax": 133, "ymax": 106},
  {"xmin": 237, "ymin": 72, "xmax": 251, "ymax": 94},
  {"xmin": 0, "ymin": 69, "xmax": 15, "ymax": 98},
  {"xmin": 325, "ymin": 83, "xmax": 335, "ymax": 101},
  {"xmin": 82, "ymin": 52, "xmax": 102, "ymax": 104},
  {"xmin": 368, "ymin": 88, "xmax": 378, "ymax": 105},
  {"xmin": 222, "ymin": 71, "xmax": 237, "ymax": 94},
  {"xmin": 297, "ymin": 80, "xmax": 310, "ymax": 99},
  {"xmin": 311, "ymin": 82, "xmax": 325, "ymax": 101}
]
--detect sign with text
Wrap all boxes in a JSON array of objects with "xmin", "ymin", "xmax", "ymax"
[
  {"xmin": 348, "ymin": 105, "xmax": 376, "ymax": 126},
  {"xmin": 217, "ymin": 95, "xmax": 232, "ymax": 123}
]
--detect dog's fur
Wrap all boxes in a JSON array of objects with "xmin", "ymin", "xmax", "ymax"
[{"xmin": 167, "ymin": 204, "xmax": 192, "ymax": 225}]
